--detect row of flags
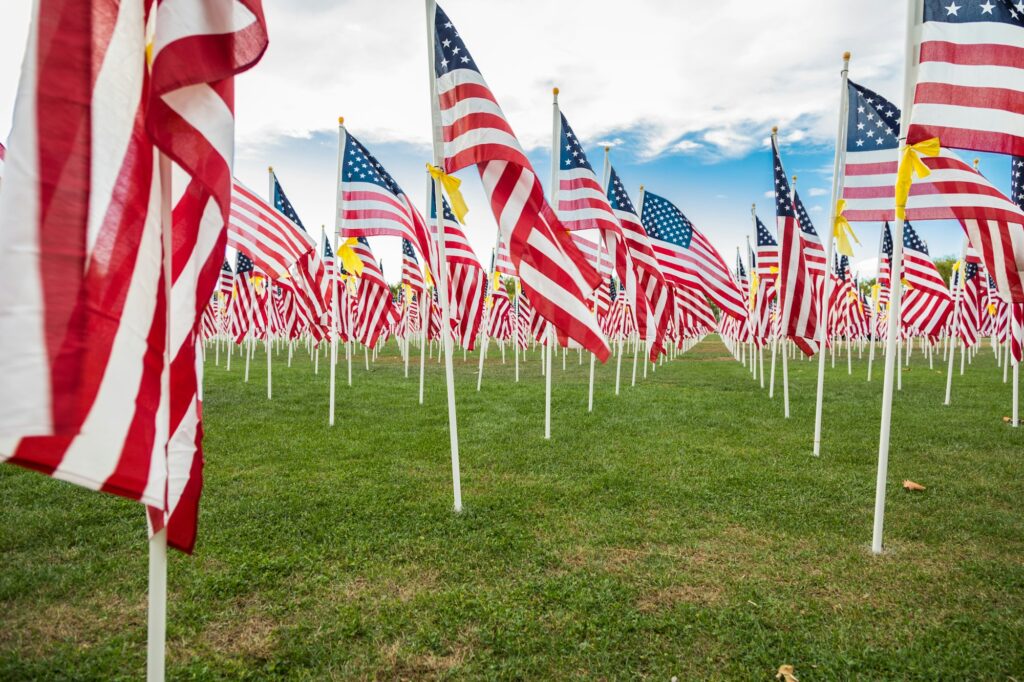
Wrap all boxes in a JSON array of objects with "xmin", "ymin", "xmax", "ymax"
[{"xmin": 3, "ymin": 0, "xmax": 1024, "ymax": 562}]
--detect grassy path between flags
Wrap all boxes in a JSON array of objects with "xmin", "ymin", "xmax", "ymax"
[{"xmin": 2, "ymin": 336, "xmax": 1022, "ymax": 679}]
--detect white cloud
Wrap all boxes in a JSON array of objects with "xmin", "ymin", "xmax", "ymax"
[
  {"xmin": 221, "ymin": 0, "xmax": 906, "ymax": 159},
  {"xmin": 764, "ymin": 190, "xmax": 775, "ymax": 198},
  {"xmin": 808, "ymin": 187, "xmax": 830, "ymax": 197},
  {"xmin": 672, "ymin": 139, "xmax": 704, "ymax": 154}
]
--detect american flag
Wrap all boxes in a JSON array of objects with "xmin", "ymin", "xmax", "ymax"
[
  {"xmin": 432, "ymin": 4, "xmax": 608, "ymax": 360},
  {"xmin": 229, "ymin": 179, "xmax": 315, "ymax": 278},
  {"xmin": 793, "ymin": 191, "xmax": 828, "ymax": 276},
  {"xmin": 487, "ymin": 276, "xmax": 512, "ymax": 340},
  {"xmin": 1010, "ymin": 156, "xmax": 1024, "ymax": 362},
  {"xmin": 219, "ymin": 259, "xmax": 234, "ymax": 297},
  {"xmin": 515, "ymin": 292, "xmax": 532, "ymax": 350},
  {"xmin": 736, "ymin": 250, "xmax": 750, "ymax": 293},
  {"xmin": 606, "ymin": 167, "xmax": 673, "ymax": 360},
  {"xmin": 773, "ymin": 136, "xmax": 820, "ymax": 355},
  {"xmin": 841, "ymin": 80, "xmax": 1024, "ymax": 303},
  {"xmin": 907, "ymin": 1, "xmax": 1024, "ymax": 156},
  {"xmin": 402, "ymin": 239, "xmax": 427, "ymax": 294},
  {"xmin": 271, "ymin": 172, "xmax": 330, "ymax": 338},
  {"xmin": 674, "ymin": 285, "xmax": 717, "ymax": 337},
  {"xmin": 755, "ymin": 214, "xmax": 780, "ymax": 277},
  {"xmin": 351, "ymin": 237, "xmax": 398, "ymax": 347},
  {"xmin": 336, "ymin": 127, "xmax": 432, "ymax": 263},
  {"xmin": 957, "ymin": 257, "xmax": 984, "ymax": 346},
  {"xmin": 229, "ymin": 251, "xmax": 257, "ymax": 342},
  {"xmin": 494, "ymin": 238, "xmax": 516, "ymax": 276},
  {"xmin": 429, "ymin": 186, "xmax": 486, "ymax": 350},
  {"xmin": 557, "ymin": 113, "xmax": 620, "ymax": 235},
  {"xmin": 639, "ymin": 190, "xmax": 747, "ymax": 323},
  {"xmin": 0, "ymin": 0, "xmax": 267, "ymax": 553},
  {"xmin": 901, "ymin": 222, "xmax": 952, "ymax": 337}
]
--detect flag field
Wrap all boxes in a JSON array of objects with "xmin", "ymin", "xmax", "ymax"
[{"xmin": 2, "ymin": 338, "xmax": 1022, "ymax": 679}]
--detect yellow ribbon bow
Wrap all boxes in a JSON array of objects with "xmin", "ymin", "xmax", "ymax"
[
  {"xmin": 871, "ymin": 283, "xmax": 881, "ymax": 312},
  {"xmin": 404, "ymin": 284, "xmax": 413, "ymax": 305},
  {"xmin": 425, "ymin": 268, "xmax": 434, "ymax": 289},
  {"xmin": 493, "ymin": 270, "xmax": 502, "ymax": 292},
  {"xmin": 987, "ymin": 303, "xmax": 997, "ymax": 316},
  {"xmin": 336, "ymin": 237, "xmax": 364, "ymax": 276},
  {"xmin": 748, "ymin": 271, "xmax": 759, "ymax": 311},
  {"xmin": 895, "ymin": 137, "xmax": 941, "ymax": 220},
  {"xmin": 832, "ymin": 199, "xmax": 860, "ymax": 257},
  {"xmin": 900, "ymin": 277, "xmax": 913, "ymax": 290},
  {"xmin": 427, "ymin": 164, "xmax": 469, "ymax": 223}
]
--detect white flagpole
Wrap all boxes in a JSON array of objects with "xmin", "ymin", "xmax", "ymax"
[
  {"xmin": 266, "ymin": 167, "xmax": 278, "ymax": 400},
  {"xmin": 426, "ymin": 0, "xmax": 463, "ymax": 511},
  {"xmin": 944, "ymin": 237, "xmax": 967, "ymax": 405},
  {"xmin": 147, "ymin": 153, "xmax": 175, "ymax": 682},
  {"xmin": 588, "ymin": 238, "xmax": 604, "ymax": 413},
  {"xmin": 544, "ymin": 87, "xmax": 562, "ymax": 439},
  {"xmin": 419, "ymin": 289, "xmax": 428, "ymax": 404},
  {"xmin": 477, "ymin": 230, "xmax": 503, "ymax": 391},
  {"xmin": 812, "ymin": 51, "xmax": 851, "ymax": 456},
  {"xmin": 331, "ymin": 124, "xmax": 345, "ymax": 424},
  {"xmin": 873, "ymin": 0, "xmax": 919, "ymax": 555}
]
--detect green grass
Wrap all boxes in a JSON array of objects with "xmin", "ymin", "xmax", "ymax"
[{"xmin": 2, "ymin": 336, "xmax": 1022, "ymax": 680}]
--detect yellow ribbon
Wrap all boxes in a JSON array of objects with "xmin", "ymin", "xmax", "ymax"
[
  {"xmin": 336, "ymin": 237, "xmax": 364, "ymax": 276},
  {"xmin": 987, "ymin": 303, "xmax": 997, "ymax": 316},
  {"xmin": 769, "ymin": 266, "xmax": 779, "ymax": 275},
  {"xmin": 871, "ymin": 283, "xmax": 881, "ymax": 312},
  {"xmin": 952, "ymin": 259, "xmax": 962, "ymax": 272},
  {"xmin": 427, "ymin": 164, "xmax": 469, "ymax": 223},
  {"xmin": 901, "ymin": 277, "xmax": 913, "ymax": 291},
  {"xmin": 832, "ymin": 199, "xmax": 860, "ymax": 257},
  {"xmin": 404, "ymin": 284, "xmax": 413, "ymax": 305},
  {"xmin": 895, "ymin": 138, "xmax": 941, "ymax": 220},
  {"xmin": 748, "ymin": 271, "xmax": 759, "ymax": 311},
  {"xmin": 493, "ymin": 270, "xmax": 502, "ymax": 292},
  {"xmin": 425, "ymin": 268, "xmax": 434, "ymax": 289}
]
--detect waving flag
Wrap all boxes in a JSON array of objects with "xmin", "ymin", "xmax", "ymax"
[
  {"xmin": 429, "ymin": 187, "xmax": 486, "ymax": 349},
  {"xmin": 908, "ymin": 0, "xmax": 1024, "ymax": 156},
  {"xmin": 0, "ymin": 0, "xmax": 267, "ymax": 553},
  {"xmin": 640, "ymin": 190, "xmax": 747, "ymax": 323},
  {"xmin": 337, "ymin": 127, "xmax": 433, "ymax": 264},
  {"xmin": 487, "ymin": 276, "xmax": 512, "ymax": 340},
  {"xmin": 219, "ymin": 259, "xmax": 234, "ymax": 297},
  {"xmin": 841, "ymin": 80, "xmax": 1024, "ymax": 303},
  {"xmin": 402, "ymin": 239, "xmax": 427, "ymax": 294},
  {"xmin": 897, "ymin": 222, "xmax": 952, "ymax": 337},
  {"xmin": 351, "ymin": 238, "xmax": 398, "ymax": 347},
  {"xmin": 431, "ymin": 4, "xmax": 608, "ymax": 360},
  {"xmin": 606, "ymin": 168, "xmax": 673, "ymax": 360},
  {"xmin": 958, "ymin": 256, "xmax": 984, "ymax": 346},
  {"xmin": 773, "ymin": 136, "xmax": 820, "ymax": 355},
  {"xmin": 793, "ymin": 191, "xmax": 827, "ymax": 276}
]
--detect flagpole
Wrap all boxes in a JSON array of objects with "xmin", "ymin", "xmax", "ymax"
[
  {"xmin": 873, "ymin": 0, "xmax": 919, "ymax": 555},
  {"xmin": 147, "ymin": 153, "xmax": 174, "ymax": 682},
  {"xmin": 634, "ymin": 185, "xmax": 648, "ymax": 389},
  {"xmin": 811, "ymin": 52, "xmax": 851, "ymax": 456},
  {"xmin": 944, "ymin": 237, "xmax": 967, "ymax": 405},
  {"xmin": 331, "ymin": 123, "xmax": 345, "ymax": 425},
  {"xmin": 477, "ymin": 229, "xmax": 503, "ymax": 391},
  {"xmin": 265, "ymin": 168, "xmax": 276, "ymax": 399},
  {"xmin": 426, "ymin": 0, "xmax": 463, "ymax": 511},
  {"xmin": 588, "ymin": 238, "xmax": 603, "ymax": 413},
  {"xmin": 542, "ymin": 87, "xmax": 563, "ymax": 439}
]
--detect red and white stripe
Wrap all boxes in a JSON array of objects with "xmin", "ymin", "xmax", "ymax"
[
  {"xmin": 351, "ymin": 239, "xmax": 398, "ymax": 347},
  {"xmin": 433, "ymin": 7, "xmax": 608, "ymax": 361},
  {"xmin": 228, "ymin": 179, "xmax": 315, "ymax": 278},
  {"xmin": 908, "ymin": 13, "xmax": 1024, "ymax": 157},
  {"xmin": 0, "ymin": 0, "xmax": 267, "ymax": 553},
  {"xmin": 777, "ymin": 213, "xmax": 820, "ymax": 356}
]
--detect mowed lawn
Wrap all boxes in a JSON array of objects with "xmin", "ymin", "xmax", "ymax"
[{"xmin": 2, "ymin": 335, "xmax": 1022, "ymax": 680}]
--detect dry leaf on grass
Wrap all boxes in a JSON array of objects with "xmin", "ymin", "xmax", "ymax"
[
  {"xmin": 776, "ymin": 664, "xmax": 798, "ymax": 682},
  {"xmin": 1003, "ymin": 416, "xmax": 1012, "ymax": 423},
  {"xmin": 902, "ymin": 480, "xmax": 926, "ymax": 491}
]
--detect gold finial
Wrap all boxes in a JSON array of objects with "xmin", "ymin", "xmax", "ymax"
[
  {"xmin": 771, "ymin": 125, "xmax": 778, "ymax": 135},
  {"xmin": 268, "ymin": 165, "xmax": 273, "ymax": 172},
  {"xmin": 604, "ymin": 145, "xmax": 610, "ymax": 152},
  {"xmin": 338, "ymin": 116, "xmax": 345, "ymax": 125},
  {"xmin": 973, "ymin": 158, "xmax": 980, "ymax": 169},
  {"xmin": 792, "ymin": 174, "xmax": 798, "ymax": 183},
  {"xmin": 639, "ymin": 184, "xmax": 644, "ymax": 191},
  {"xmin": 843, "ymin": 51, "xmax": 851, "ymax": 61},
  {"xmin": 552, "ymin": 86, "xmax": 559, "ymax": 96}
]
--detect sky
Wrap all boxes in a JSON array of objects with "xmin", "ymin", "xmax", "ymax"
[{"xmin": 1, "ymin": 0, "xmax": 1015, "ymax": 283}]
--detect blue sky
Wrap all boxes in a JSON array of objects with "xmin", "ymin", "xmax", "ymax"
[{"xmin": 2, "ymin": 0, "xmax": 1015, "ymax": 282}]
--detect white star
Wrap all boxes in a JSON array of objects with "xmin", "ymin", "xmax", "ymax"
[
  {"xmin": 1017, "ymin": 0, "xmax": 1024, "ymax": 12},
  {"xmin": 460, "ymin": 55, "xmax": 470, "ymax": 63},
  {"xmin": 979, "ymin": 1, "xmax": 995, "ymax": 13},
  {"xmin": 945, "ymin": 2, "xmax": 961, "ymax": 15},
  {"xmin": 442, "ymin": 39, "xmax": 451, "ymax": 48}
]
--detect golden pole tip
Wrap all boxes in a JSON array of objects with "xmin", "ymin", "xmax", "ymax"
[
  {"xmin": 843, "ymin": 51, "xmax": 851, "ymax": 61},
  {"xmin": 338, "ymin": 116, "xmax": 345, "ymax": 125},
  {"xmin": 771, "ymin": 125, "xmax": 778, "ymax": 134},
  {"xmin": 268, "ymin": 165, "xmax": 273, "ymax": 172},
  {"xmin": 792, "ymin": 174, "xmax": 798, "ymax": 182},
  {"xmin": 552, "ymin": 86, "xmax": 559, "ymax": 96},
  {"xmin": 973, "ymin": 158, "xmax": 980, "ymax": 168},
  {"xmin": 604, "ymin": 145, "xmax": 610, "ymax": 152},
  {"xmin": 639, "ymin": 184, "xmax": 644, "ymax": 191}
]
